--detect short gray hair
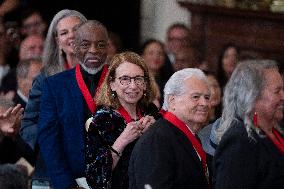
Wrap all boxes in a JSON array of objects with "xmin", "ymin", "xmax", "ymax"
[
  {"xmin": 162, "ymin": 68, "xmax": 208, "ymax": 110},
  {"xmin": 216, "ymin": 59, "xmax": 278, "ymax": 143}
]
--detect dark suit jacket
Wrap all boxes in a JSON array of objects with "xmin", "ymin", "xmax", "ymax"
[
  {"xmin": 38, "ymin": 68, "xmax": 87, "ymax": 189},
  {"xmin": 213, "ymin": 119, "xmax": 284, "ymax": 189},
  {"xmin": 13, "ymin": 92, "xmax": 27, "ymax": 109},
  {"xmin": 128, "ymin": 118, "xmax": 210, "ymax": 189}
]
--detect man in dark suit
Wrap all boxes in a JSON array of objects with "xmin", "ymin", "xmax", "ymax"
[
  {"xmin": 128, "ymin": 68, "xmax": 211, "ymax": 189},
  {"xmin": 37, "ymin": 20, "xmax": 108, "ymax": 189}
]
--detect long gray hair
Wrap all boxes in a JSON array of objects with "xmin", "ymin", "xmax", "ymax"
[
  {"xmin": 215, "ymin": 59, "xmax": 278, "ymax": 143},
  {"xmin": 42, "ymin": 9, "xmax": 87, "ymax": 76},
  {"xmin": 162, "ymin": 68, "xmax": 208, "ymax": 110}
]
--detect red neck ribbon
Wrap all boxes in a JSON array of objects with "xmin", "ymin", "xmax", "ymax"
[
  {"xmin": 267, "ymin": 128, "xmax": 284, "ymax": 155},
  {"xmin": 163, "ymin": 111, "xmax": 207, "ymax": 172},
  {"xmin": 117, "ymin": 106, "xmax": 142, "ymax": 124},
  {"xmin": 75, "ymin": 64, "xmax": 108, "ymax": 114}
]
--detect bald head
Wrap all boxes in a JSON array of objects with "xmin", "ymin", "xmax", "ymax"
[{"xmin": 74, "ymin": 20, "xmax": 108, "ymax": 74}]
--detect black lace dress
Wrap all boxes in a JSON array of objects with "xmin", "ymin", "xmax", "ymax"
[{"xmin": 85, "ymin": 104, "xmax": 160, "ymax": 189}]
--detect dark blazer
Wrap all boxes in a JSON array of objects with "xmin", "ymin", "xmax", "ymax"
[
  {"xmin": 20, "ymin": 73, "xmax": 45, "ymax": 150},
  {"xmin": 213, "ymin": 119, "xmax": 284, "ymax": 189},
  {"xmin": 128, "ymin": 118, "xmax": 210, "ymax": 189},
  {"xmin": 38, "ymin": 68, "xmax": 87, "ymax": 189},
  {"xmin": 13, "ymin": 92, "xmax": 27, "ymax": 109}
]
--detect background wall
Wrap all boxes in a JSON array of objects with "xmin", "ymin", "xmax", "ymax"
[{"xmin": 140, "ymin": 0, "xmax": 190, "ymax": 44}]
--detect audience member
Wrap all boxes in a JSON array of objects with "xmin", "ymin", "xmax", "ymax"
[
  {"xmin": 38, "ymin": 20, "xmax": 108, "ymax": 189},
  {"xmin": 86, "ymin": 51, "xmax": 159, "ymax": 189},
  {"xmin": 165, "ymin": 23, "xmax": 190, "ymax": 65},
  {"xmin": 129, "ymin": 68, "xmax": 211, "ymax": 189},
  {"xmin": 141, "ymin": 39, "xmax": 174, "ymax": 104},
  {"xmin": 0, "ymin": 20, "xmax": 11, "ymax": 87},
  {"xmin": 0, "ymin": 34, "xmax": 44, "ymax": 97},
  {"xmin": 106, "ymin": 31, "xmax": 123, "ymax": 64},
  {"xmin": 0, "ymin": 163, "xmax": 29, "ymax": 189},
  {"xmin": 20, "ymin": 9, "xmax": 47, "ymax": 38},
  {"xmin": 14, "ymin": 58, "xmax": 42, "ymax": 108},
  {"xmin": 0, "ymin": 100, "xmax": 34, "ymax": 165},
  {"xmin": 214, "ymin": 60, "xmax": 284, "ymax": 188},
  {"xmin": 216, "ymin": 43, "xmax": 239, "ymax": 91},
  {"xmin": 173, "ymin": 46, "xmax": 198, "ymax": 71},
  {"xmin": 19, "ymin": 35, "xmax": 44, "ymax": 60},
  {"xmin": 19, "ymin": 9, "xmax": 87, "ymax": 188}
]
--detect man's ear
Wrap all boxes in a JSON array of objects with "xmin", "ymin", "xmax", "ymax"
[{"xmin": 167, "ymin": 95, "xmax": 175, "ymax": 110}]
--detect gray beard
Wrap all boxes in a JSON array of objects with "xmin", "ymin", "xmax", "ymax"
[{"xmin": 80, "ymin": 62, "xmax": 105, "ymax": 75}]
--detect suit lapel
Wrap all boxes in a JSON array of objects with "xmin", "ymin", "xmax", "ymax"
[{"xmin": 68, "ymin": 69, "xmax": 84, "ymax": 126}]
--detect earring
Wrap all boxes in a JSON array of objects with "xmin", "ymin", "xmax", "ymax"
[
  {"xmin": 143, "ymin": 92, "xmax": 147, "ymax": 97},
  {"xmin": 111, "ymin": 90, "xmax": 116, "ymax": 98},
  {"xmin": 253, "ymin": 112, "xmax": 258, "ymax": 127}
]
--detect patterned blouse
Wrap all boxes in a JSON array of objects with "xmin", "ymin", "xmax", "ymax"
[{"xmin": 85, "ymin": 104, "xmax": 160, "ymax": 189}]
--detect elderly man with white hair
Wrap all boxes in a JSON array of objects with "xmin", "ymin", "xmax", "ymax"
[{"xmin": 128, "ymin": 68, "xmax": 211, "ymax": 189}]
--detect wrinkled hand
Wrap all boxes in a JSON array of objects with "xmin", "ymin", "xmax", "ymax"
[{"xmin": 0, "ymin": 104, "xmax": 24, "ymax": 137}]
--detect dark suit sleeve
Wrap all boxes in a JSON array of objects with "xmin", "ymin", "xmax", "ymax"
[
  {"xmin": 20, "ymin": 74, "xmax": 45, "ymax": 150},
  {"xmin": 129, "ymin": 127, "xmax": 175, "ymax": 189},
  {"xmin": 213, "ymin": 126, "xmax": 258, "ymax": 189},
  {"xmin": 38, "ymin": 78, "xmax": 77, "ymax": 189}
]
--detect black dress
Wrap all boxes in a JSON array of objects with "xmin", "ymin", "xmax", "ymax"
[{"xmin": 85, "ymin": 103, "xmax": 160, "ymax": 189}]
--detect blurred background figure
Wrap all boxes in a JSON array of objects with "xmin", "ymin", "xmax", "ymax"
[
  {"xmin": 141, "ymin": 39, "xmax": 174, "ymax": 105},
  {"xmin": 205, "ymin": 72, "xmax": 222, "ymax": 123},
  {"xmin": 106, "ymin": 31, "xmax": 123, "ymax": 64},
  {"xmin": 14, "ymin": 58, "xmax": 42, "ymax": 108},
  {"xmin": 20, "ymin": 8, "xmax": 47, "ymax": 38},
  {"xmin": 173, "ymin": 46, "xmax": 198, "ymax": 72},
  {"xmin": 0, "ymin": 34, "xmax": 44, "ymax": 100},
  {"xmin": 165, "ymin": 23, "xmax": 190, "ymax": 65},
  {"xmin": 216, "ymin": 43, "xmax": 239, "ymax": 91},
  {"xmin": 19, "ymin": 34, "xmax": 44, "ymax": 60},
  {"xmin": 0, "ymin": 164, "xmax": 29, "ymax": 189},
  {"xmin": 0, "ymin": 100, "xmax": 34, "ymax": 165}
]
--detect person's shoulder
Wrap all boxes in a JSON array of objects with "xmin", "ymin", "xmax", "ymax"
[{"xmin": 47, "ymin": 68, "xmax": 75, "ymax": 81}]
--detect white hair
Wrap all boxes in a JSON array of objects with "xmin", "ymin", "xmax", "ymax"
[{"xmin": 162, "ymin": 68, "xmax": 208, "ymax": 110}]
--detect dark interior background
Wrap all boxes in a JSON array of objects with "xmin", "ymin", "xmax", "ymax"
[{"xmin": 23, "ymin": 0, "xmax": 141, "ymax": 52}]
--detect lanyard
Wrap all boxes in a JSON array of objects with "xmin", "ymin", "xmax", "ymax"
[
  {"xmin": 117, "ymin": 106, "xmax": 142, "ymax": 124},
  {"xmin": 75, "ymin": 64, "xmax": 108, "ymax": 113},
  {"xmin": 267, "ymin": 128, "xmax": 284, "ymax": 155}
]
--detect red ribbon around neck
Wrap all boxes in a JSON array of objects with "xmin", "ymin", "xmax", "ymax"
[
  {"xmin": 75, "ymin": 64, "xmax": 108, "ymax": 114},
  {"xmin": 267, "ymin": 128, "xmax": 284, "ymax": 155},
  {"xmin": 117, "ymin": 106, "xmax": 142, "ymax": 124},
  {"xmin": 163, "ymin": 111, "xmax": 208, "ymax": 173}
]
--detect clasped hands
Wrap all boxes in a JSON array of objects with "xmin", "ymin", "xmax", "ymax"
[{"xmin": 120, "ymin": 115, "xmax": 155, "ymax": 143}]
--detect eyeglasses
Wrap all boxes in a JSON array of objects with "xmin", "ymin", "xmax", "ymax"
[{"xmin": 117, "ymin": 76, "xmax": 146, "ymax": 86}]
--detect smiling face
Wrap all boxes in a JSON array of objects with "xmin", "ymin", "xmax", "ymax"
[
  {"xmin": 75, "ymin": 23, "xmax": 108, "ymax": 74},
  {"xmin": 169, "ymin": 77, "xmax": 211, "ymax": 127},
  {"xmin": 254, "ymin": 68, "xmax": 284, "ymax": 125},
  {"xmin": 56, "ymin": 16, "xmax": 82, "ymax": 56},
  {"xmin": 110, "ymin": 61, "xmax": 146, "ymax": 107}
]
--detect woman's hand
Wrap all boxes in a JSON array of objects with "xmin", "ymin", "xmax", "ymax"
[{"xmin": 0, "ymin": 104, "xmax": 23, "ymax": 137}]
